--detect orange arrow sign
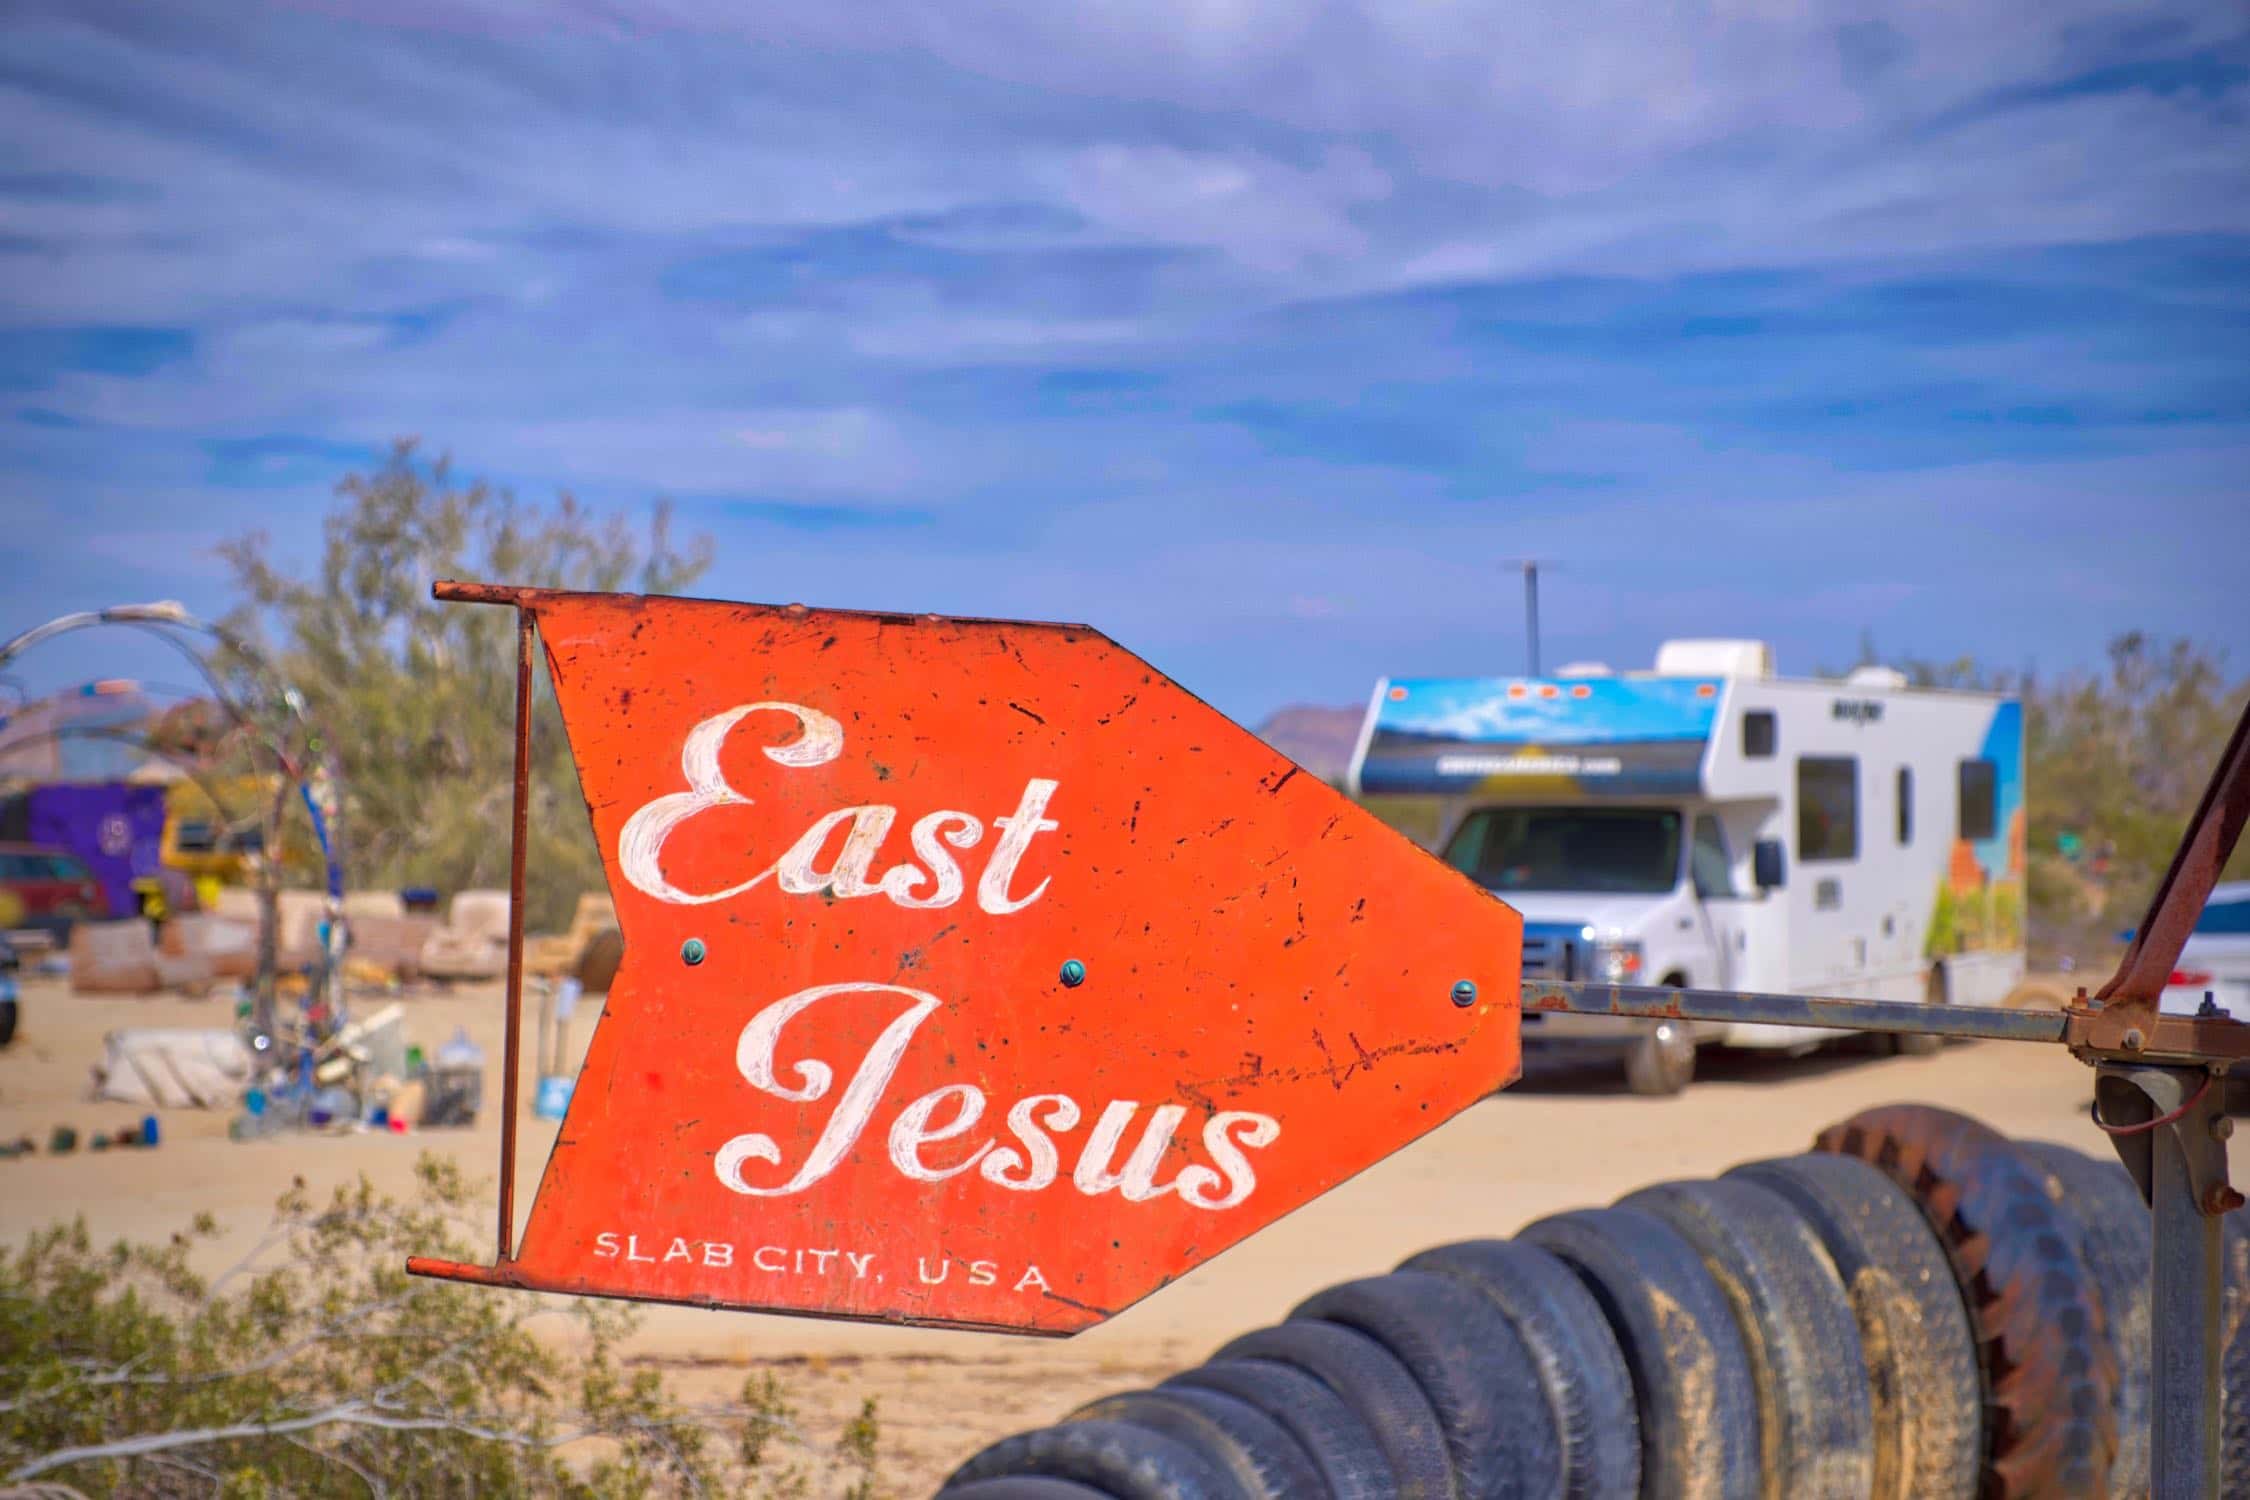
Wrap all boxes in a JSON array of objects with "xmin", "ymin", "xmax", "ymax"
[{"xmin": 409, "ymin": 588, "xmax": 1520, "ymax": 1334}]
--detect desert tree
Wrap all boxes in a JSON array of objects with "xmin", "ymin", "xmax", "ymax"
[{"xmin": 219, "ymin": 442, "xmax": 715, "ymax": 930}]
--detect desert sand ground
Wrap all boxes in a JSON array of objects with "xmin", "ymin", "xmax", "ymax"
[{"xmin": 1, "ymin": 974, "xmax": 2112, "ymax": 1495}]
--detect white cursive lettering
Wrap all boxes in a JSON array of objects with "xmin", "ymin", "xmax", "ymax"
[
  {"xmin": 618, "ymin": 702, "xmax": 842, "ymax": 904},
  {"xmin": 980, "ymin": 1093, "xmax": 1080, "ymax": 1191},
  {"xmin": 714, "ymin": 983, "xmax": 942, "ymax": 1197},
  {"xmin": 711, "ymin": 981, "xmax": 1282, "ymax": 1214},
  {"xmin": 1178, "ymin": 1112, "xmax": 1280, "ymax": 1210},
  {"xmin": 1072, "ymin": 1102, "xmax": 1189, "ymax": 1201},
  {"xmin": 888, "ymin": 1084, "xmax": 994, "ymax": 1182},
  {"xmin": 618, "ymin": 704, "xmax": 1059, "ymax": 914},
  {"xmin": 887, "ymin": 811, "xmax": 983, "ymax": 907},
  {"xmin": 978, "ymin": 779, "xmax": 1060, "ymax": 914},
  {"xmin": 776, "ymin": 806, "xmax": 897, "ymax": 898}
]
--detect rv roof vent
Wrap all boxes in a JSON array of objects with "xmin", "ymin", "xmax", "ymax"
[
  {"xmin": 1555, "ymin": 661, "xmax": 1613, "ymax": 678},
  {"xmin": 1845, "ymin": 665, "xmax": 1910, "ymax": 690},
  {"xmin": 1654, "ymin": 639, "xmax": 1774, "ymax": 679}
]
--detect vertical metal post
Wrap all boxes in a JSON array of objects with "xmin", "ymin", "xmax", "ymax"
[
  {"xmin": 495, "ymin": 608, "xmax": 534, "ymax": 1263},
  {"xmin": 2099, "ymin": 1062, "xmax": 2229, "ymax": 1499},
  {"xmin": 2149, "ymin": 1078, "xmax": 2223, "ymax": 1499},
  {"xmin": 1524, "ymin": 561, "xmax": 1541, "ymax": 678}
]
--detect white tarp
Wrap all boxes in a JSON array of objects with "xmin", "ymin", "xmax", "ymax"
[{"xmin": 93, "ymin": 1027, "xmax": 252, "ymax": 1108}]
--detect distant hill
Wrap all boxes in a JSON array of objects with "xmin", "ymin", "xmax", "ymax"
[{"xmin": 1254, "ymin": 703, "xmax": 1364, "ymax": 785}]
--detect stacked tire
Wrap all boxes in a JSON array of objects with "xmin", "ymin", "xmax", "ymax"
[{"xmin": 940, "ymin": 1103, "xmax": 2248, "ymax": 1499}]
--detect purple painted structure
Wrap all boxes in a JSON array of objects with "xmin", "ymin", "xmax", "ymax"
[{"xmin": 22, "ymin": 784, "xmax": 168, "ymax": 917}]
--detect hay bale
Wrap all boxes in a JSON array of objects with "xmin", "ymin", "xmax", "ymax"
[
  {"xmin": 70, "ymin": 920, "xmax": 160, "ymax": 994},
  {"xmin": 160, "ymin": 913, "xmax": 258, "ymax": 980}
]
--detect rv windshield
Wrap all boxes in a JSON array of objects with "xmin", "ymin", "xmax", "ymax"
[{"xmin": 1442, "ymin": 807, "xmax": 1684, "ymax": 895}]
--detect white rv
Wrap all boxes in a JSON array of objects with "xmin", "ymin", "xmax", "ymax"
[{"xmin": 1347, "ymin": 640, "xmax": 2026, "ymax": 1094}]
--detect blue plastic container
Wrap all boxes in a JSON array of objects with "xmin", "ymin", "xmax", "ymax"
[{"xmin": 533, "ymin": 1075, "xmax": 575, "ymax": 1121}]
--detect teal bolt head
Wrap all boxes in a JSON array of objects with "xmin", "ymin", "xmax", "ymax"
[
  {"xmin": 681, "ymin": 937, "xmax": 707, "ymax": 967},
  {"xmin": 1059, "ymin": 958, "xmax": 1087, "ymax": 988},
  {"xmin": 1451, "ymin": 979, "xmax": 1478, "ymax": 1008}
]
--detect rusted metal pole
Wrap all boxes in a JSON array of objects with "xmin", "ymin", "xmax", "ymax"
[
  {"xmin": 1525, "ymin": 979, "xmax": 2072, "ymax": 1044},
  {"xmin": 495, "ymin": 608, "xmax": 534, "ymax": 1263},
  {"xmin": 2098, "ymin": 1062, "xmax": 2228, "ymax": 1499},
  {"xmin": 434, "ymin": 579, "xmax": 547, "ymax": 608},
  {"xmin": 2083, "ymin": 700, "xmax": 2250, "ymax": 1499},
  {"xmin": 2099, "ymin": 699, "xmax": 2250, "ymax": 1009},
  {"xmin": 2149, "ymin": 1078, "xmax": 2224, "ymax": 1499}
]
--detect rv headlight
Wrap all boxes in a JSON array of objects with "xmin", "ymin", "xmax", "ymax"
[{"xmin": 1595, "ymin": 941, "xmax": 1644, "ymax": 982}]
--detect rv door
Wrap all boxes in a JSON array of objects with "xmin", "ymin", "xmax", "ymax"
[{"xmin": 1689, "ymin": 812, "xmax": 1741, "ymax": 989}]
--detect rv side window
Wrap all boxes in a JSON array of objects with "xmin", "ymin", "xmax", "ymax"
[
  {"xmin": 1797, "ymin": 756, "xmax": 1859, "ymax": 862},
  {"xmin": 1691, "ymin": 816, "xmax": 1737, "ymax": 898},
  {"xmin": 1743, "ymin": 710, "xmax": 1777, "ymax": 759},
  {"xmin": 1958, "ymin": 759, "xmax": 1997, "ymax": 840},
  {"xmin": 1896, "ymin": 767, "xmax": 1913, "ymax": 845}
]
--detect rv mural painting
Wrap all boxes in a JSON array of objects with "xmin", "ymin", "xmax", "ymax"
[{"xmin": 1931, "ymin": 700, "xmax": 2026, "ymax": 960}]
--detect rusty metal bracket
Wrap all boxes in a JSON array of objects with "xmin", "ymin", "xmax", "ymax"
[
  {"xmin": 2095, "ymin": 1063, "xmax": 2242, "ymax": 1216},
  {"xmin": 2065, "ymin": 1003, "xmax": 2250, "ymax": 1069}
]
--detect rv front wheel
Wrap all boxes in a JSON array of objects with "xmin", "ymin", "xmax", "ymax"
[
  {"xmin": 1895, "ymin": 967, "xmax": 1946, "ymax": 1056},
  {"xmin": 1625, "ymin": 1020, "xmax": 1695, "ymax": 1096}
]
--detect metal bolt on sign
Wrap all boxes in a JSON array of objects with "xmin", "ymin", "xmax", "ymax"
[{"xmin": 407, "ymin": 582, "xmax": 2250, "ymax": 1500}]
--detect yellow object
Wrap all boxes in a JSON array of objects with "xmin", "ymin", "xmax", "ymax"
[
  {"xmin": 526, "ymin": 892, "xmax": 619, "ymax": 977},
  {"xmin": 388, "ymin": 1079, "xmax": 427, "ymax": 1128},
  {"xmin": 160, "ymin": 774, "xmax": 305, "ymax": 882},
  {"xmin": 131, "ymin": 878, "xmax": 169, "ymax": 922},
  {"xmin": 343, "ymin": 956, "xmax": 398, "ymax": 988},
  {"xmin": 160, "ymin": 777, "xmax": 251, "ymax": 880}
]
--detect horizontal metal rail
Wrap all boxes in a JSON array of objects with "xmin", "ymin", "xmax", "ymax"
[{"xmin": 1523, "ymin": 979, "xmax": 2073, "ymax": 1045}]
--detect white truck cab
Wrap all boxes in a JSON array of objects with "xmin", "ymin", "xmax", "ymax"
[{"xmin": 1347, "ymin": 640, "xmax": 2026, "ymax": 1093}]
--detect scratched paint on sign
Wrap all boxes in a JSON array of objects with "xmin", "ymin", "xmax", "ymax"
[{"xmin": 417, "ymin": 589, "xmax": 1522, "ymax": 1334}]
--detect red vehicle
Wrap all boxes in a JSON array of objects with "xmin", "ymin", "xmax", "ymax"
[{"xmin": 0, "ymin": 841, "xmax": 106, "ymax": 939}]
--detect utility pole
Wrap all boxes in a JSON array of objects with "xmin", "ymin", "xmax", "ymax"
[
  {"xmin": 1501, "ymin": 558, "xmax": 1551, "ymax": 677},
  {"xmin": 1524, "ymin": 561, "xmax": 1540, "ymax": 677}
]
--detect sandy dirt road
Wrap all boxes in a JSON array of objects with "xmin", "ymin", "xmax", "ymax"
[{"xmin": 1, "ymin": 975, "xmax": 2112, "ymax": 1494}]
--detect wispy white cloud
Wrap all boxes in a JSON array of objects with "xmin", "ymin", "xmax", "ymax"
[
  {"xmin": 492, "ymin": 408, "xmax": 927, "ymax": 500},
  {"xmin": 0, "ymin": 0, "xmax": 2244, "ymax": 713}
]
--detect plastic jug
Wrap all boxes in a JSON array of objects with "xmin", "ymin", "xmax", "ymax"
[
  {"xmin": 426, "ymin": 1027, "xmax": 486, "ymax": 1127},
  {"xmin": 436, "ymin": 1027, "xmax": 485, "ymax": 1070}
]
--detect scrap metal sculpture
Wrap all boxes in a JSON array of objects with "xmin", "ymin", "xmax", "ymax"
[{"xmin": 410, "ymin": 582, "xmax": 2248, "ymax": 1498}]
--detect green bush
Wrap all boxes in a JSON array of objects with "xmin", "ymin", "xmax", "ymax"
[{"xmin": 0, "ymin": 1158, "xmax": 878, "ymax": 1497}]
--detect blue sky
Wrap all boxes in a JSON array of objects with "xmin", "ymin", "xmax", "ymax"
[{"xmin": 2, "ymin": 1, "xmax": 2246, "ymax": 724}]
